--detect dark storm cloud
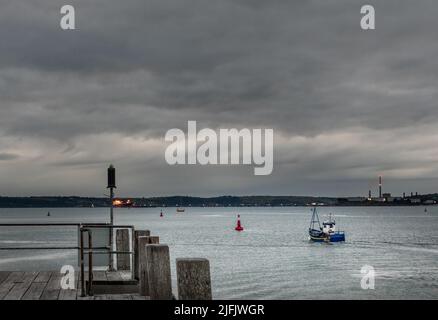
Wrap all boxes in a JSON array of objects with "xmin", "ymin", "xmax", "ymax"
[
  {"xmin": 0, "ymin": 153, "xmax": 18, "ymax": 161},
  {"xmin": 0, "ymin": 0, "xmax": 438, "ymax": 196}
]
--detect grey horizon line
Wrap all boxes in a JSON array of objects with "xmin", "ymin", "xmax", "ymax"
[{"xmin": 0, "ymin": 193, "xmax": 431, "ymax": 199}]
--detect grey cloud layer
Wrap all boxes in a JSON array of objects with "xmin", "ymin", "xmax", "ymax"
[{"xmin": 0, "ymin": 0, "xmax": 437, "ymax": 196}]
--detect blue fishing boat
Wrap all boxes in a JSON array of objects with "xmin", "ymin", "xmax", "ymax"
[{"xmin": 308, "ymin": 207, "xmax": 345, "ymax": 242}]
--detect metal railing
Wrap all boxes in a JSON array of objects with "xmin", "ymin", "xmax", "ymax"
[
  {"xmin": 78, "ymin": 224, "xmax": 134, "ymax": 296},
  {"xmin": 0, "ymin": 223, "xmax": 135, "ymax": 297},
  {"xmin": 0, "ymin": 223, "xmax": 83, "ymax": 251}
]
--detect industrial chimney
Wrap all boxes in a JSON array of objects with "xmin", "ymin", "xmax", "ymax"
[{"xmin": 379, "ymin": 176, "xmax": 382, "ymax": 198}]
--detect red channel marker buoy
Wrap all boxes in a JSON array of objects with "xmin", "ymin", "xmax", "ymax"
[
  {"xmin": 235, "ymin": 214, "xmax": 244, "ymax": 231},
  {"xmin": 160, "ymin": 210, "xmax": 163, "ymax": 217}
]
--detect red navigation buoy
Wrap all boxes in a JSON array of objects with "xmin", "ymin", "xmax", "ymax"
[
  {"xmin": 235, "ymin": 214, "xmax": 244, "ymax": 231},
  {"xmin": 160, "ymin": 210, "xmax": 163, "ymax": 217}
]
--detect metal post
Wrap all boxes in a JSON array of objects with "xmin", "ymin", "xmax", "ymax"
[
  {"xmin": 80, "ymin": 228, "xmax": 85, "ymax": 297},
  {"xmin": 87, "ymin": 230, "xmax": 93, "ymax": 296},
  {"xmin": 107, "ymin": 164, "xmax": 116, "ymax": 271},
  {"xmin": 109, "ymin": 187, "xmax": 114, "ymax": 271}
]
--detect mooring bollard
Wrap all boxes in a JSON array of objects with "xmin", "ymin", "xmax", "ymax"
[
  {"xmin": 116, "ymin": 229, "xmax": 130, "ymax": 270},
  {"xmin": 176, "ymin": 258, "xmax": 212, "ymax": 300},
  {"xmin": 133, "ymin": 230, "xmax": 150, "ymax": 280},
  {"xmin": 146, "ymin": 244, "xmax": 172, "ymax": 300},
  {"xmin": 138, "ymin": 236, "xmax": 160, "ymax": 296}
]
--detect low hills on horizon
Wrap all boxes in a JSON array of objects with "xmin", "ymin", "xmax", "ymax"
[{"xmin": 0, "ymin": 194, "xmax": 437, "ymax": 208}]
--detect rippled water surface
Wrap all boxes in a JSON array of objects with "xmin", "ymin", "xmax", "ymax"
[{"xmin": 0, "ymin": 206, "xmax": 437, "ymax": 299}]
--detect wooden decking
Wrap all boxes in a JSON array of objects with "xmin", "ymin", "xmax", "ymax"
[{"xmin": 0, "ymin": 271, "xmax": 146, "ymax": 300}]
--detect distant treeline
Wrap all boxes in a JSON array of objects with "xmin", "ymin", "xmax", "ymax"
[
  {"xmin": 0, "ymin": 194, "xmax": 437, "ymax": 208},
  {"xmin": 0, "ymin": 196, "xmax": 110, "ymax": 208}
]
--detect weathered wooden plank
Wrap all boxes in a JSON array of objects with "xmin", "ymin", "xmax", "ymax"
[
  {"xmin": 131, "ymin": 294, "xmax": 148, "ymax": 300},
  {"xmin": 45, "ymin": 272, "xmax": 62, "ymax": 290},
  {"xmin": 119, "ymin": 271, "xmax": 132, "ymax": 280},
  {"xmin": 40, "ymin": 272, "xmax": 61, "ymax": 300},
  {"xmin": 40, "ymin": 288, "xmax": 60, "ymax": 300},
  {"xmin": 106, "ymin": 271, "xmax": 123, "ymax": 281},
  {"xmin": 76, "ymin": 294, "xmax": 94, "ymax": 300},
  {"xmin": 109, "ymin": 294, "xmax": 132, "ymax": 300},
  {"xmin": 1, "ymin": 270, "xmax": 154, "ymax": 300},
  {"xmin": 133, "ymin": 230, "xmax": 150, "ymax": 279},
  {"xmin": 22, "ymin": 282, "xmax": 47, "ymax": 300},
  {"xmin": 3, "ymin": 272, "xmax": 37, "ymax": 300},
  {"xmin": 0, "ymin": 272, "xmax": 11, "ymax": 285},
  {"xmin": 4, "ymin": 282, "xmax": 30, "ymax": 300},
  {"xmin": 58, "ymin": 289, "xmax": 77, "ymax": 300},
  {"xmin": 3, "ymin": 271, "xmax": 25, "ymax": 283},
  {"xmin": 93, "ymin": 271, "xmax": 107, "ymax": 281},
  {"xmin": 116, "ymin": 229, "xmax": 131, "ymax": 270},
  {"xmin": 146, "ymin": 244, "xmax": 172, "ymax": 300},
  {"xmin": 34, "ymin": 271, "xmax": 51, "ymax": 283},
  {"xmin": 22, "ymin": 272, "xmax": 38, "ymax": 283},
  {"xmin": 0, "ymin": 281, "xmax": 14, "ymax": 300}
]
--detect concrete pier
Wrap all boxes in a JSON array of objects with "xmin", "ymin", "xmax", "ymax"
[{"xmin": 176, "ymin": 258, "xmax": 212, "ymax": 300}]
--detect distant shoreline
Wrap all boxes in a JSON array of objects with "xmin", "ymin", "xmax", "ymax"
[
  {"xmin": 0, "ymin": 194, "xmax": 436, "ymax": 208},
  {"xmin": 0, "ymin": 205, "xmax": 435, "ymax": 209}
]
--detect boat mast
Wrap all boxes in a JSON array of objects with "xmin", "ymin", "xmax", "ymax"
[{"xmin": 310, "ymin": 207, "xmax": 321, "ymax": 230}]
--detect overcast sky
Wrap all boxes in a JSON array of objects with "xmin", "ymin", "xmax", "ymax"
[{"xmin": 0, "ymin": 0, "xmax": 438, "ymax": 197}]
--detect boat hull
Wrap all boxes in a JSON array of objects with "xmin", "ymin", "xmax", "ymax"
[
  {"xmin": 328, "ymin": 233, "xmax": 345, "ymax": 242},
  {"xmin": 309, "ymin": 230, "xmax": 345, "ymax": 242}
]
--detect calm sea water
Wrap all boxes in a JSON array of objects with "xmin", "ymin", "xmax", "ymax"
[{"xmin": 0, "ymin": 206, "xmax": 437, "ymax": 299}]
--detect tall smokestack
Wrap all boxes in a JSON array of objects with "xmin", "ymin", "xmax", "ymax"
[{"xmin": 379, "ymin": 176, "xmax": 382, "ymax": 198}]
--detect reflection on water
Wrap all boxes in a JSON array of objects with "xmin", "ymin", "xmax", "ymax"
[{"xmin": 0, "ymin": 206, "xmax": 437, "ymax": 299}]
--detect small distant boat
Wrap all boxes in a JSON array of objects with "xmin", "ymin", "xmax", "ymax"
[
  {"xmin": 308, "ymin": 208, "xmax": 345, "ymax": 242},
  {"xmin": 176, "ymin": 207, "xmax": 185, "ymax": 213}
]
